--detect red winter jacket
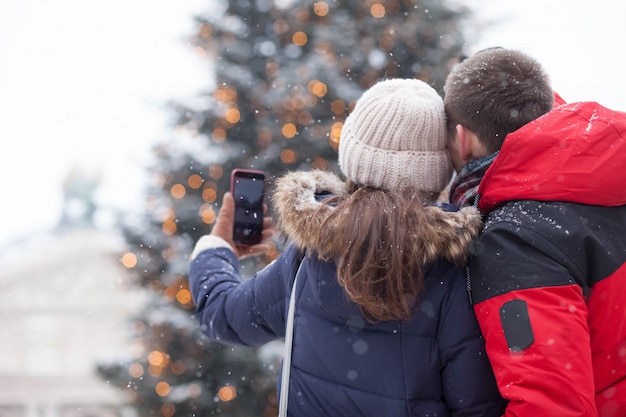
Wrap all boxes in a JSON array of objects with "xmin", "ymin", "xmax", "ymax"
[{"xmin": 470, "ymin": 101, "xmax": 626, "ymax": 417}]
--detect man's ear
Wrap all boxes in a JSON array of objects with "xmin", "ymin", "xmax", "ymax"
[
  {"xmin": 456, "ymin": 124, "xmax": 489, "ymax": 160},
  {"xmin": 456, "ymin": 124, "xmax": 471, "ymax": 161}
]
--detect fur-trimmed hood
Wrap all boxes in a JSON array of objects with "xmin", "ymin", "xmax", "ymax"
[{"xmin": 272, "ymin": 170, "xmax": 482, "ymax": 267}]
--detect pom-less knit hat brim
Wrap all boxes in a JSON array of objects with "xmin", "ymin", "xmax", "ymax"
[
  {"xmin": 339, "ymin": 139, "xmax": 452, "ymax": 192},
  {"xmin": 338, "ymin": 78, "xmax": 452, "ymax": 192}
]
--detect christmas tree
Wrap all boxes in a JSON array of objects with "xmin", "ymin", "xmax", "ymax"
[{"xmin": 98, "ymin": 0, "xmax": 470, "ymax": 415}]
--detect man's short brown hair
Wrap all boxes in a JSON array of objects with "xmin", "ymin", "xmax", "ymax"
[{"xmin": 444, "ymin": 48, "xmax": 554, "ymax": 153}]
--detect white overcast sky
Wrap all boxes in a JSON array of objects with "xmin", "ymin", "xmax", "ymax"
[
  {"xmin": 1, "ymin": 0, "xmax": 625, "ymax": 247},
  {"xmin": 0, "ymin": 0, "xmax": 209, "ymax": 247}
]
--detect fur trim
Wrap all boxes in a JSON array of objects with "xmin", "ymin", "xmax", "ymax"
[
  {"xmin": 272, "ymin": 170, "xmax": 482, "ymax": 267},
  {"xmin": 420, "ymin": 205, "xmax": 482, "ymax": 266},
  {"xmin": 272, "ymin": 170, "xmax": 346, "ymax": 250}
]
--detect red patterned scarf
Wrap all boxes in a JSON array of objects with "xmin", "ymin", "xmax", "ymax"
[{"xmin": 449, "ymin": 152, "xmax": 498, "ymax": 209}]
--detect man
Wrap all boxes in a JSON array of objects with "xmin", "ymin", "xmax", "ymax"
[{"xmin": 444, "ymin": 47, "xmax": 626, "ymax": 416}]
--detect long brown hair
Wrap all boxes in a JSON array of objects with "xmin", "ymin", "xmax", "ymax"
[{"xmin": 314, "ymin": 182, "xmax": 438, "ymax": 322}]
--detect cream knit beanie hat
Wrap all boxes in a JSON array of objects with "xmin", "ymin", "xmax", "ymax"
[{"xmin": 338, "ymin": 78, "xmax": 452, "ymax": 192}]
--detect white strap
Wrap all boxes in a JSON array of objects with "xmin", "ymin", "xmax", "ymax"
[{"xmin": 278, "ymin": 260, "xmax": 304, "ymax": 417}]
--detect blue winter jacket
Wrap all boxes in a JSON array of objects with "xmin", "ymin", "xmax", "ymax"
[{"xmin": 189, "ymin": 170, "xmax": 506, "ymax": 417}]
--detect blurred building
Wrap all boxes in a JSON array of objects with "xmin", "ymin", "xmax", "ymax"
[{"xmin": 0, "ymin": 170, "xmax": 145, "ymax": 417}]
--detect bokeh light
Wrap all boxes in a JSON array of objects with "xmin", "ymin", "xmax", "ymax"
[
  {"xmin": 330, "ymin": 121, "xmax": 343, "ymax": 148},
  {"xmin": 312, "ymin": 157, "xmax": 328, "ymax": 170},
  {"xmin": 217, "ymin": 385, "xmax": 237, "ymax": 402},
  {"xmin": 121, "ymin": 252, "xmax": 137, "ymax": 268},
  {"xmin": 156, "ymin": 381, "xmax": 171, "ymax": 397},
  {"xmin": 148, "ymin": 351, "xmax": 169, "ymax": 367},
  {"xmin": 212, "ymin": 127, "xmax": 226, "ymax": 143},
  {"xmin": 282, "ymin": 123, "xmax": 297, "ymax": 138},
  {"xmin": 163, "ymin": 286, "xmax": 177, "ymax": 302},
  {"xmin": 313, "ymin": 2, "xmax": 329, "ymax": 16},
  {"xmin": 187, "ymin": 174, "xmax": 203, "ymax": 189},
  {"xmin": 280, "ymin": 149, "xmax": 297, "ymax": 164},
  {"xmin": 176, "ymin": 288, "xmax": 192, "ymax": 304},
  {"xmin": 202, "ymin": 189, "xmax": 217, "ymax": 203},
  {"xmin": 370, "ymin": 3, "xmax": 385, "ymax": 18},
  {"xmin": 331, "ymin": 99, "xmax": 346, "ymax": 114},
  {"xmin": 128, "ymin": 362, "xmax": 144, "ymax": 378},
  {"xmin": 225, "ymin": 108, "xmax": 241, "ymax": 123},
  {"xmin": 214, "ymin": 85, "xmax": 237, "ymax": 102},
  {"xmin": 292, "ymin": 31, "xmax": 308, "ymax": 46},
  {"xmin": 209, "ymin": 165, "xmax": 223, "ymax": 179},
  {"xmin": 162, "ymin": 220, "xmax": 177, "ymax": 236},
  {"xmin": 308, "ymin": 80, "xmax": 327, "ymax": 97},
  {"xmin": 170, "ymin": 184, "xmax": 186, "ymax": 199},
  {"xmin": 201, "ymin": 206, "xmax": 217, "ymax": 224}
]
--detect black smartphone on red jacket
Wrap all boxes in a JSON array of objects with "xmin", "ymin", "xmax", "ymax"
[{"xmin": 230, "ymin": 169, "xmax": 266, "ymax": 245}]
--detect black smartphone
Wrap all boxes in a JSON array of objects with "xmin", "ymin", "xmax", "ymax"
[{"xmin": 230, "ymin": 169, "xmax": 266, "ymax": 245}]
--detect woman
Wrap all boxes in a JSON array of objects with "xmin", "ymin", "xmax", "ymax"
[{"xmin": 189, "ymin": 78, "xmax": 506, "ymax": 416}]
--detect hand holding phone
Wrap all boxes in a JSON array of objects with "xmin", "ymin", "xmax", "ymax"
[{"xmin": 230, "ymin": 169, "xmax": 266, "ymax": 245}]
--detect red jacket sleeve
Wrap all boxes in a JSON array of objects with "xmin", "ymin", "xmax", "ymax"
[
  {"xmin": 470, "ymin": 221, "xmax": 598, "ymax": 416},
  {"xmin": 474, "ymin": 285, "xmax": 597, "ymax": 416}
]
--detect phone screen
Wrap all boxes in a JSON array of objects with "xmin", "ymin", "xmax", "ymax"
[
  {"xmin": 233, "ymin": 176, "xmax": 264, "ymax": 207},
  {"xmin": 231, "ymin": 169, "xmax": 265, "ymax": 245}
]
